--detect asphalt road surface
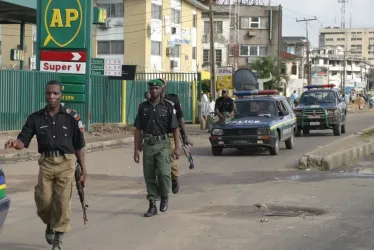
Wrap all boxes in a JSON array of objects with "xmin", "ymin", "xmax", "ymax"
[{"xmin": 1, "ymin": 111, "xmax": 374, "ymax": 250}]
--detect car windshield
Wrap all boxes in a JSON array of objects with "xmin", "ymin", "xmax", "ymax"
[
  {"xmin": 235, "ymin": 100, "xmax": 277, "ymax": 117},
  {"xmin": 299, "ymin": 91, "xmax": 336, "ymax": 105}
]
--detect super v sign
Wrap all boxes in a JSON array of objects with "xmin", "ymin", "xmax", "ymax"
[{"xmin": 40, "ymin": 0, "xmax": 87, "ymax": 49}]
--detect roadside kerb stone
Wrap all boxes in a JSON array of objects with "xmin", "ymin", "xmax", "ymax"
[
  {"xmin": 0, "ymin": 137, "xmax": 134, "ymax": 164},
  {"xmin": 298, "ymin": 126, "xmax": 374, "ymax": 171}
]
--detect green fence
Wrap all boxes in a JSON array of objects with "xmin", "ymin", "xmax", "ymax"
[
  {"xmin": 0, "ymin": 70, "xmax": 199, "ymax": 131},
  {"xmin": 0, "ymin": 70, "xmax": 122, "ymax": 131}
]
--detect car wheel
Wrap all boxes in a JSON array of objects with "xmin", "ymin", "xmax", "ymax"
[
  {"xmin": 269, "ymin": 134, "xmax": 280, "ymax": 155},
  {"xmin": 303, "ymin": 128, "xmax": 310, "ymax": 135},
  {"xmin": 212, "ymin": 146, "xmax": 223, "ymax": 156},
  {"xmin": 333, "ymin": 124, "xmax": 341, "ymax": 136},
  {"xmin": 285, "ymin": 134, "xmax": 294, "ymax": 149}
]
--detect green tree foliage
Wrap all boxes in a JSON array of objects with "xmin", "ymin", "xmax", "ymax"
[{"xmin": 250, "ymin": 56, "xmax": 290, "ymax": 94}]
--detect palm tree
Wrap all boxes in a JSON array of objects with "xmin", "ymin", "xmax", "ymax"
[{"xmin": 250, "ymin": 56, "xmax": 289, "ymax": 92}]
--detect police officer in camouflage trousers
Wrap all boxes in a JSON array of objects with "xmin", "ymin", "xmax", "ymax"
[
  {"xmin": 159, "ymin": 78, "xmax": 194, "ymax": 194},
  {"xmin": 133, "ymin": 79, "xmax": 180, "ymax": 217}
]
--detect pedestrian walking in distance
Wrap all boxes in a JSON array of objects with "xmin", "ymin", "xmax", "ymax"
[
  {"xmin": 6, "ymin": 80, "xmax": 87, "ymax": 250},
  {"xmin": 133, "ymin": 79, "xmax": 180, "ymax": 217}
]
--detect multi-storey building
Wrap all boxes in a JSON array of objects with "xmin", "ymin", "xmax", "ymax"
[
  {"xmin": 201, "ymin": 3, "xmax": 282, "ymax": 71},
  {"xmin": 319, "ymin": 27, "xmax": 374, "ymax": 66},
  {"xmin": 96, "ymin": 0, "xmax": 207, "ymax": 72},
  {"xmin": 310, "ymin": 46, "xmax": 371, "ymax": 90},
  {"xmin": 0, "ymin": 24, "xmax": 35, "ymax": 69},
  {"xmin": 281, "ymin": 36, "xmax": 307, "ymax": 79}
]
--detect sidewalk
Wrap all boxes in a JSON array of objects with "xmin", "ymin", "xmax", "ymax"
[
  {"xmin": 0, "ymin": 124, "xmax": 205, "ymax": 163},
  {"xmin": 299, "ymin": 126, "xmax": 374, "ymax": 171}
]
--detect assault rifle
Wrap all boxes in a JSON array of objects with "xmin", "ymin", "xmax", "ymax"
[
  {"xmin": 179, "ymin": 130, "xmax": 195, "ymax": 169},
  {"xmin": 75, "ymin": 160, "xmax": 88, "ymax": 225}
]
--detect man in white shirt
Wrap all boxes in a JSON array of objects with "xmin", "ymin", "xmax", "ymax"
[{"xmin": 200, "ymin": 90, "xmax": 209, "ymax": 130}]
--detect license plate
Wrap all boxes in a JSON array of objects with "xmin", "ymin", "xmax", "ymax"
[
  {"xmin": 310, "ymin": 122, "xmax": 320, "ymax": 125},
  {"xmin": 232, "ymin": 140, "xmax": 251, "ymax": 144},
  {"xmin": 308, "ymin": 115, "xmax": 320, "ymax": 118}
]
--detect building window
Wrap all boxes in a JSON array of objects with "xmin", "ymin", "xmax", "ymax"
[
  {"xmin": 351, "ymin": 37, "xmax": 362, "ymax": 41},
  {"xmin": 326, "ymin": 38, "xmax": 334, "ymax": 41},
  {"xmin": 98, "ymin": 3, "xmax": 123, "ymax": 17},
  {"xmin": 337, "ymin": 38, "xmax": 345, "ymax": 41},
  {"xmin": 192, "ymin": 47, "xmax": 197, "ymax": 60},
  {"xmin": 171, "ymin": 45, "xmax": 180, "ymax": 57},
  {"xmin": 240, "ymin": 17, "xmax": 261, "ymax": 29},
  {"xmin": 202, "ymin": 49, "xmax": 222, "ymax": 64},
  {"xmin": 151, "ymin": 41, "xmax": 161, "ymax": 56},
  {"xmin": 171, "ymin": 9, "xmax": 181, "ymax": 24},
  {"xmin": 97, "ymin": 40, "xmax": 124, "ymax": 54},
  {"xmin": 204, "ymin": 21, "xmax": 223, "ymax": 34},
  {"xmin": 193, "ymin": 14, "xmax": 197, "ymax": 28},
  {"xmin": 240, "ymin": 45, "xmax": 267, "ymax": 56},
  {"xmin": 151, "ymin": 4, "xmax": 162, "ymax": 19}
]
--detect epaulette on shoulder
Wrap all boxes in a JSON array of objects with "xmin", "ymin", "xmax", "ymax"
[
  {"xmin": 165, "ymin": 99, "xmax": 175, "ymax": 106},
  {"xmin": 66, "ymin": 108, "xmax": 85, "ymax": 132},
  {"xmin": 66, "ymin": 108, "xmax": 81, "ymax": 121}
]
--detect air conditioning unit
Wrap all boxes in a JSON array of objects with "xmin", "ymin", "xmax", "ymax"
[
  {"xmin": 170, "ymin": 60, "xmax": 178, "ymax": 68},
  {"xmin": 171, "ymin": 27, "xmax": 177, "ymax": 34},
  {"xmin": 248, "ymin": 30, "xmax": 255, "ymax": 37},
  {"xmin": 166, "ymin": 47, "xmax": 173, "ymax": 56}
]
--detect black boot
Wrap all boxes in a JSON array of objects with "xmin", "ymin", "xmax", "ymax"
[
  {"xmin": 160, "ymin": 196, "xmax": 168, "ymax": 212},
  {"xmin": 172, "ymin": 179, "xmax": 179, "ymax": 194},
  {"xmin": 144, "ymin": 200, "xmax": 157, "ymax": 217}
]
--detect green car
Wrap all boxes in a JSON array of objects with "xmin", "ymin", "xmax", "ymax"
[
  {"xmin": 209, "ymin": 90, "xmax": 297, "ymax": 156},
  {"xmin": 293, "ymin": 84, "xmax": 347, "ymax": 136}
]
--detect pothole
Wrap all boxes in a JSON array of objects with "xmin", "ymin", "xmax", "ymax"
[
  {"xmin": 255, "ymin": 203, "xmax": 328, "ymax": 217},
  {"xmin": 186, "ymin": 204, "xmax": 327, "ymax": 219}
]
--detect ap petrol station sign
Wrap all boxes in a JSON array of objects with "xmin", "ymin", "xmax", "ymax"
[{"xmin": 37, "ymin": 0, "xmax": 106, "ymax": 103}]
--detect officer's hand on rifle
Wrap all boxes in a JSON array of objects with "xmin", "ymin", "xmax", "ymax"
[{"xmin": 183, "ymin": 137, "xmax": 194, "ymax": 147}]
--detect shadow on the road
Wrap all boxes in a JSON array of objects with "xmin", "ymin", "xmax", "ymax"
[
  {"xmin": 71, "ymin": 207, "xmax": 146, "ymax": 217},
  {"xmin": 0, "ymin": 243, "xmax": 46, "ymax": 250},
  {"xmin": 191, "ymin": 146, "xmax": 289, "ymax": 157}
]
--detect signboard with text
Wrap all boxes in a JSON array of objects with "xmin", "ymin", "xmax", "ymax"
[
  {"xmin": 40, "ymin": 0, "xmax": 87, "ymax": 49},
  {"xmin": 216, "ymin": 66, "xmax": 233, "ymax": 90},
  {"xmin": 91, "ymin": 58, "xmax": 122, "ymax": 77}
]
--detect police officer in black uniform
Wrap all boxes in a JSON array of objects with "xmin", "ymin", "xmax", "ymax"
[
  {"xmin": 6, "ymin": 80, "xmax": 87, "ymax": 250},
  {"xmin": 158, "ymin": 78, "xmax": 193, "ymax": 194},
  {"xmin": 214, "ymin": 89, "xmax": 235, "ymax": 122}
]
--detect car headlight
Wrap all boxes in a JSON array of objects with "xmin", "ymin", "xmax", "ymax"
[
  {"xmin": 257, "ymin": 127, "xmax": 270, "ymax": 135},
  {"xmin": 327, "ymin": 109, "xmax": 340, "ymax": 115},
  {"xmin": 212, "ymin": 129, "xmax": 223, "ymax": 136}
]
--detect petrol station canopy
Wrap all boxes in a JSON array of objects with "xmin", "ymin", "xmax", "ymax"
[{"xmin": 0, "ymin": 0, "xmax": 36, "ymax": 24}]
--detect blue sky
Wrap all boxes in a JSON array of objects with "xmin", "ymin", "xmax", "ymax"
[{"xmin": 272, "ymin": 0, "xmax": 374, "ymax": 47}]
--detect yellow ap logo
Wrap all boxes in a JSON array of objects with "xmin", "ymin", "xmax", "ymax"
[{"xmin": 43, "ymin": 0, "xmax": 83, "ymax": 47}]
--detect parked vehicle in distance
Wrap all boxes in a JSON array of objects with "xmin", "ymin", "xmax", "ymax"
[{"xmin": 293, "ymin": 84, "xmax": 347, "ymax": 136}]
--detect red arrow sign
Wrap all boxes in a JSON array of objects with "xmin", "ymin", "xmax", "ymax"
[{"xmin": 40, "ymin": 51, "xmax": 87, "ymax": 62}]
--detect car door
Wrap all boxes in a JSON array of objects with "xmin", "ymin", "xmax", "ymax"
[{"xmin": 281, "ymin": 99, "xmax": 295, "ymax": 139}]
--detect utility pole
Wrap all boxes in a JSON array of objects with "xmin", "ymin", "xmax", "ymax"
[
  {"xmin": 209, "ymin": 0, "xmax": 217, "ymax": 99},
  {"xmin": 296, "ymin": 17, "xmax": 317, "ymax": 85}
]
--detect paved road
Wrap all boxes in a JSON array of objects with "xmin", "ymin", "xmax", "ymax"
[{"xmin": 1, "ymin": 112, "xmax": 374, "ymax": 250}]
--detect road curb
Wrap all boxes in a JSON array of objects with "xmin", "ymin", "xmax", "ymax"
[
  {"xmin": 298, "ymin": 126, "xmax": 374, "ymax": 171},
  {"xmin": 0, "ymin": 137, "xmax": 134, "ymax": 164}
]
